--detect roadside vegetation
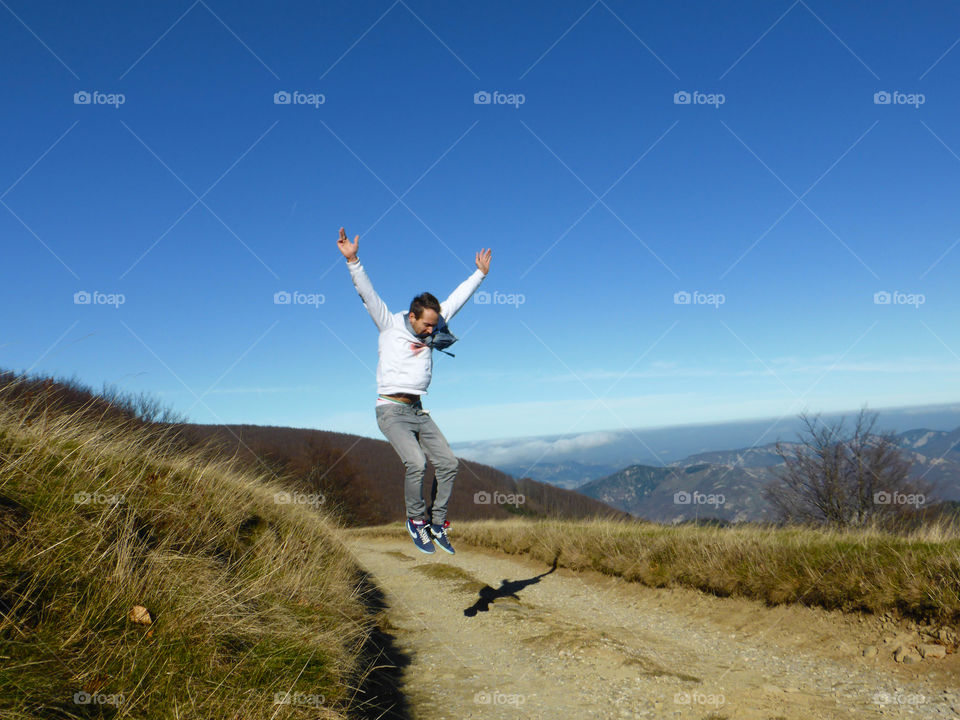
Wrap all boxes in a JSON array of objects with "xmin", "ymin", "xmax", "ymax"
[
  {"xmin": 0, "ymin": 372, "xmax": 399, "ymax": 719},
  {"xmin": 354, "ymin": 515, "xmax": 960, "ymax": 625}
]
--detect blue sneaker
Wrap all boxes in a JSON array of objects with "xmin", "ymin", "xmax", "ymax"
[
  {"xmin": 406, "ymin": 517, "xmax": 435, "ymax": 554},
  {"xmin": 429, "ymin": 520, "xmax": 455, "ymax": 555}
]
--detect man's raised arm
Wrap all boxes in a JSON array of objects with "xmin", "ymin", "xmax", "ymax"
[
  {"xmin": 440, "ymin": 248, "xmax": 492, "ymax": 321},
  {"xmin": 337, "ymin": 227, "xmax": 391, "ymax": 331}
]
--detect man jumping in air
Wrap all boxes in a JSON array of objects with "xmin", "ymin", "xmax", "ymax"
[{"xmin": 337, "ymin": 227, "xmax": 492, "ymax": 555}]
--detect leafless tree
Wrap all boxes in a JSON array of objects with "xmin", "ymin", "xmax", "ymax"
[
  {"xmin": 763, "ymin": 407, "xmax": 932, "ymax": 527},
  {"xmin": 100, "ymin": 382, "xmax": 187, "ymax": 424}
]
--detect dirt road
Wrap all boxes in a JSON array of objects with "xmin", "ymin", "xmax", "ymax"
[{"xmin": 345, "ymin": 533, "xmax": 958, "ymax": 719}]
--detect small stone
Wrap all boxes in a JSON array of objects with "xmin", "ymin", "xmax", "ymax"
[
  {"xmin": 918, "ymin": 644, "xmax": 947, "ymax": 660},
  {"xmin": 894, "ymin": 646, "xmax": 922, "ymax": 664},
  {"xmin": 862, "ymin": 645, "xmax": 878, "ymax": 658}
]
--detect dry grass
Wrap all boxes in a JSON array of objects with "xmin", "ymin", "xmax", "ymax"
[
  {"xmin": 409, "ymin": 564, "xmax": 486, "ymax": 594},
  {"xmin": 354, "ymin": 515, "xmax": 960, "ymax": 624},
  {"xmin": 0, "ymin": 381, "xmax": 386, "ymax": 719}
]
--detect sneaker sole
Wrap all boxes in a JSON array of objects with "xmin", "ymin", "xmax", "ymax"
[
  {"xmin": 412, "ymin": 540, "xmax": 435, "ymax": 554},
  {"xmin": 429, "ymin": 533, "xmax": 456, "ymax": 554}
]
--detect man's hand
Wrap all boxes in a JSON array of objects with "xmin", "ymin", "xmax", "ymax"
[
  {"xmin": 475, "ymin": 248, "xmax": 492, "ymax": 275},
  {"xmin": 337, "ymin": 227, "xmax": 359, "ymax": 263}
]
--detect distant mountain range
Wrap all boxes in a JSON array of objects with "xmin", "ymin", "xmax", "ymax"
[
  {"xmin": 457, "ymin": 401, "xmax": 960, "ymax": 476},
  {"xmin": 504, "ymin": 427, "xmax": 960, "ymax": 523},
  {"xmin": 497, "ymin": 460, "xmax": 623, "ymax": 490}
]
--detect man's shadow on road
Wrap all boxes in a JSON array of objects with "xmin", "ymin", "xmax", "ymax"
[{"xmin": 464, "ymin": 556, "xmax": 558, "ymax": 617}]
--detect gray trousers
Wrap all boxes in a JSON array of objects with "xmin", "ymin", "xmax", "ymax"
[{"xmin": 375, "ymin": 401, "xmax": 460, "ymax": 524}]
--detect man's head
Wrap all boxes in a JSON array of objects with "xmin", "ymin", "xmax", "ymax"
[{"xmin": 408, "ymin": 292, "xmax": 441, "ymax": 337}]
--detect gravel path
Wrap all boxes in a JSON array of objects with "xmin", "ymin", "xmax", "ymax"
[{"xmin": 345, "ymin": 533, "xmax": 959, "ymax": 720}]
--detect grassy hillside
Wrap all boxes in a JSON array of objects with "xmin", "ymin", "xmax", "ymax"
[{"xmin": 0, "ymin": 375, "xmax": 403, "ymax": 719}]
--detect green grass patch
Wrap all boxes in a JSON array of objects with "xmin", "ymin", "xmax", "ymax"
[
  {"xmin": 0, "ymin": 384, "xmax": 387, "ymax": 719},
  {"xmin": 410, "ymin": 563, "xmax": 486, "ymax": 594}
]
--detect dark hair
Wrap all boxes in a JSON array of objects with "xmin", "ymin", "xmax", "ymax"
[{"xmin": 409, "ymin": 292, "xmax": 441, "ymax": 318}]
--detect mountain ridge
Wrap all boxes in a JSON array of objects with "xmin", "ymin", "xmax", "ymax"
[{"xmin": 527, "ymin": 427, "xmax": 960, "ymax": 522}]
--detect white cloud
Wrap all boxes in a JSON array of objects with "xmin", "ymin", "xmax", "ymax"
[{"xmin": 455, "ymin": 430, "xmax": 620, "ymax": 466}]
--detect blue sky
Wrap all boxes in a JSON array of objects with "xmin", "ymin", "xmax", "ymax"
[{"xmin": 2, "ymin": 0, "xmax": 959, "ymax": 445}]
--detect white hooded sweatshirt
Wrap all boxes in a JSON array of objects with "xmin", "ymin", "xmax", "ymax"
[{"xmin": 346, "ymin": 257, "xmax": 486, "ymax": 402}]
